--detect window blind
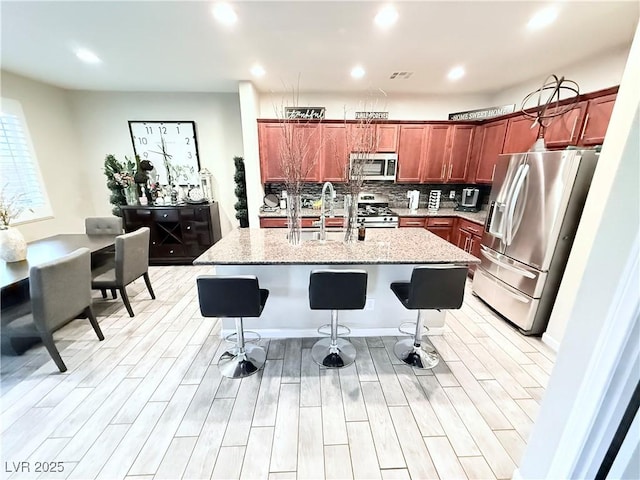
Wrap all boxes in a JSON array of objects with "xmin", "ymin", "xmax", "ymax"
[{"xmin": 0, "ymin": 98, "xmax": 51, "ymax": 223}]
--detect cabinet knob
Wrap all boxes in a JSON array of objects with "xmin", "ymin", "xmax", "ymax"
[
  {"xmin": 163, "ymin": 214, "xmax": 168, "ymax": 218},
  {"xmin": 152, "ymin": 241, "xmax": 156, "ymax": 245},
  {"xmin": 170, "ymin": 250, "xmax": 174, "ymax": 254},
  {"xmin": 187, "ymin": 226, "xmax": 191, "ymax": 230}
]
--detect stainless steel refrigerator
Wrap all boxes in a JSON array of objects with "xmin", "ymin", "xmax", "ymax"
[{"xmin": 472, "ymin": 149, "xmax": 598, "ymax": 335}]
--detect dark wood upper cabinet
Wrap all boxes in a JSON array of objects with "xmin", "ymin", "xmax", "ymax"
[
  {"xmin": 503, "ymin": 115, "xmax": 540, "ymax": 154},
  {"xmin": 321, "ymin": 124, "xmax": 349, "ymax": 182},
  {"xmin": 448, "ymin": 125, "xmax": 474, "ymax": 182},
  {"xmin": 422, "ymin": 125, "xmax": 450, "ymax": 182},
  {"xmin": 580, "ymin": 93, "xmax": 617, "ymax": 146},
  {"xmin": 473, "ymin": 119, "xmax": 508, "ymax": 184},
  {"xmin": 259, "ymin": 123, "xmax": 285, "ymax": 183},
  {"xmin": 376, "ymin": 124, "xmax": 399, "ymax": 152},
  {"xmin": 543, "ymin": 102, "xmax": 588, "ymax": 149},
  {"xmin": 397, "ymin": 125, "xmax": 427, "ymax": 183}
]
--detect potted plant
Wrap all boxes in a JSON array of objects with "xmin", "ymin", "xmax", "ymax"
[
  {"xmin": 233, "ymin": 156, "xmax": 249, "ymax": 228},
  {"xmin": 103, "ymin": 154, "xmax": 135, "ymax": 215}
]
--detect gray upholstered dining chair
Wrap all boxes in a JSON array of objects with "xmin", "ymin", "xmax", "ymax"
[
  {"xmin": 85, "ymin": 216, "xmax": 123, "ymax": 235},
  {"xmin": 85, "ymin": 216, "xmax": 123, "ymax": 299},
  {"xmin": 0, "ymin": 247, "xmax": 104, "ymax": 372},
  {"xmin": 91, "ymin": 227, "xmax": 155, "ymax": 317}
]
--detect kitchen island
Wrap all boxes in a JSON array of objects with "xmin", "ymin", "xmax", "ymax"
[{"xmin": 194, "ymin": 228, "xmax": 479, "ymax": 338}]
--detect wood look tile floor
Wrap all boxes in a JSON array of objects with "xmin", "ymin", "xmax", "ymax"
[{"xmin": 0, "ymin": 266, "xmax": 556, "ymax": 480}]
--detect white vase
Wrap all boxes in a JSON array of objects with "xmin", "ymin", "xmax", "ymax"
[{"xmin": 0, "ymin": 226, "xmax": 27, "ymax": 262}]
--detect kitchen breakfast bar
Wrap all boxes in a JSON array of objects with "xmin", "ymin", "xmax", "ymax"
[{"xmin": 194, "ymin": 228, "xmax": 480, "ymax": 338}]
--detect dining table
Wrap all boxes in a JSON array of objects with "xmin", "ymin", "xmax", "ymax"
[
  {"xmin": 1, "ymin": 233, "xmax": 118, "ymax": 355},
  {"xmin": 1, "ymin": 233, "xmax": 118, "ymax": 291}
]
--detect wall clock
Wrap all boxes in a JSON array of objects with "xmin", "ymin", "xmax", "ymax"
[{"xmin": 128, "ymin": 121, "xmax": 201, "ymax": 186}]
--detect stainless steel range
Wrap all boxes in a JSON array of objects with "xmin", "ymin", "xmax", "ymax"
[{"xmin": 356, "ymin": 193, "xmax": 398, "ymax": 228}]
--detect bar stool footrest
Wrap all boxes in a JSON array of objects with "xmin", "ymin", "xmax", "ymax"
[
  {"xmin": 317, "ymin": 323, "xmax": 351, "ymax": 337},
  {"xmin": 398, "ymin": 321, "xmax": 431, "ymax": 337},
  {"xmin": 224, "ymin": 330, "xmax": 262, "ymax": 346}
]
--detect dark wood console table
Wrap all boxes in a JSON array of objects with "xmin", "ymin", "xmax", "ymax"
[{"xmin": 120, "ymin": 203, "xmax": 222, "ymax": 265}]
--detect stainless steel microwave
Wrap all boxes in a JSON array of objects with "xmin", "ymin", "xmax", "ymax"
[{"xmin": 349, "ymin": 153, "xmax": 397, "ymax": 181}]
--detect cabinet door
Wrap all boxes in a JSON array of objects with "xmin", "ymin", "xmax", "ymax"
[
  {"xmin": 456, "ymin": 228, "xmax": 472, "ymax": 251},
  {"xmin": 469, "ymin": 234, "xmax": 482, "ymax": 258},
  {"xmin": 503, "ymin": 115, "xmax": 540, "ymax": 154},
  {"xmin": 544, "ymin": 102, "xmax": 587, "ymax": 149},
  {"xmin": 579, "ymin": 93, "xmax": 617, "ymax": 146},
  {"xmin": 474, "ymin": 120, "xmax": 508, "ymax": 184},
  {"xmin": 350, "ymin": 124, "xmax": 377, "ymax": 152},
  {"xmin": 377, "ymin": 124, "xmax": 399, "ymax": 152},
  {"xmin": 296, "ymin": 124, "xmax": 322, "ymax": 182},
  {"xmin": 447, "ymin": 125, "xmax": 474, "ymax": 182},
  {"xmin": 427, "ymin": 226, "xmax": 453, "ymax": 243},
  {"xmin": 322, "ymin": 124, "xmax": 349, "ymax": 182},
  {"xmin": 422, "ymin": 125, "xmax": 450, "ymax": 183},
  {"xmin": 259, "ymin": 123, "xmax": 285, "ymax": 183},
  {"xmin": 397, "ymin": 125, "xmax": 427, "ymax": 183}
]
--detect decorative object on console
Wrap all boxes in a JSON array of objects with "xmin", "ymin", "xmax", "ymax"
[
  {"xmin": 521, "ymin": 74, "xmax": 580, "ymax": 151},
  {"xmin": 233, "ymin": 156, "xmax": 249, "ymax": 228},
  {"xmin": 199, "ymin": 168, "xmax": 214, "ymax": 201},
  {"xmin": 0, "ymin": 185, "xmax": 27, "ymax": 262},
  {"xmin": 103, "ymin": 154, "xmax": 135, "ymax": 215}
]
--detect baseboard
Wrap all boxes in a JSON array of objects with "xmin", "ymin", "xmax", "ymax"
[
  {"xmin": 542, "ymin": 332, "xmax": 560, "ymax": 352},
  {"xmin": 221, "ymin": 326, "xmax": 445, "ymax": 339}
]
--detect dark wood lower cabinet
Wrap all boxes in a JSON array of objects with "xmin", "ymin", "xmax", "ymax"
[{"xmin": 121, "ymin": 203, "xmax": 222, "ymax": 265}]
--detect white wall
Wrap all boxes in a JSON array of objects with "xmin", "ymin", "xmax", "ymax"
[
  {"xmin": 518, "ymin": 23, "xmax": 640, "ymax": 479},
  {"xmin": 66, "ymin": 90, "xmax": 244, "ymax": 237},
  {"xmin": 1, "ymin": 71, "xmax": 93, "ymax": 242},
  {"xmin": 258, "ymin": 91, "xmax": 492, "ymax": 120},
  {"xmin": 238, "ymin": 82, "xmax": 265, "ymax": 228},
  {"xmin": 490, "ymin": 45, "xmax": 629, "ymax": 108}
]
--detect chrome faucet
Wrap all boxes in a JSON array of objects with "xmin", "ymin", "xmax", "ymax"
[{"xmin": 319, "ymin": 181, "xmax": 335, "ymax": 241}]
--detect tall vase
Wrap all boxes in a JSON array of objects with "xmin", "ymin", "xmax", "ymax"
[
  {"xmin": 287, "ymin": 193, "xmax": 302, "ymax": 246},
  {"xmin": 343, "ymin": 194, "xmax": 359, "ymax": 243},
  {"xmin": 0, "ymin": 226, "xmax": 27, "ymax": 262},
  {"xmin": 124, "ymin": 185, "xmax": 138, "ymax": 205}
]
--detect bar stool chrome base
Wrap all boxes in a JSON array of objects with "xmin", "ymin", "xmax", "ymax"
[
  {"xmin": 311, "ymin": 337, "xmax": 356, "ymax": 368},
  {"xmin": 218, "ymin": 343, "xmax": 266, "ymax": 379},
  {"xmin": 393, "ymin": 337, "xmax": 439, "ymax": 369}
]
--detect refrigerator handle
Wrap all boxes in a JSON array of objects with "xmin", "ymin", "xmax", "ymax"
[
  {"xmin": 480, "ymin": 245, "xmax": 537, "ymax": 279},
  {"xmin": 505, "ymin": 164, "xmax": 529, "ymax": 246}
]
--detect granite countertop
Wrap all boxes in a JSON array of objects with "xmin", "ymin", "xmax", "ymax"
[
  {"xmin": 393, "ymin": 207, "xmax": 487, "ymax": 224},
  {"xmin": 193, "ymin": 228, "xmax": 480, "ymax": 266},
  {"xmin": 259, "ymin": 206, "xmax": 487, "ymax": 225}
]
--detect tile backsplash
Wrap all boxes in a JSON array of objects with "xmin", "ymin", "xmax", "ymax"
[{"xmin": 264, "ymin": 182, "xmax": 491, "ymax": 210}]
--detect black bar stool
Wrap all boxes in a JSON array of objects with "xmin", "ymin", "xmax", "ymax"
[
  {"xmin": 196, "ymin": 275, "xmax": 268, "ymax": 379},
  {"xmin": 309, "ymin": 269, "xmax": 368, "ymax": 368},
  {"xmin": 391, "ymin": 265, "xmax": 467, "ymax": 369}
]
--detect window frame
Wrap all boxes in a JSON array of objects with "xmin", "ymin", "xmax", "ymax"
[{"xmin": 0, "ymin": 97, "xmax": 53, "ymax": 225}]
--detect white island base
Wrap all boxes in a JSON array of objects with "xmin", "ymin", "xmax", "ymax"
[{"xmin": 213, "ymin": 263, "xmax": 446, "ymax": 339}]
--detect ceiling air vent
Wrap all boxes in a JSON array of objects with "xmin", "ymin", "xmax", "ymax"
[{"xmin": 389, "ymin": 71, "xmax": 413, "ymax": 80}]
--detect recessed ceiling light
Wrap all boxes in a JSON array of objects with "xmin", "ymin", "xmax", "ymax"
[
  {"xmin": 351, "ymin": 66, "xmax": 365, "ymax": 79},
  {"xmin": 447, "ymin": 66, "xmax": 465, "ymax": 81},
  {"xmin": 212, "ymin": 2, "xmax": 238, "ymax": 25},
  {"xmin": 374, "ymin": 5, "xmax": 398, "ymax": 28},
  {"xmin": 527, "ymin": 6, "xmax": 558, "ymax": 30},
  {"xmin": 250, "ymin": 64, "xmax": 265, "ymax": 77},
  {"xmin": 75, "ymin": 48, "xmax": 101, "ymax": 64}
]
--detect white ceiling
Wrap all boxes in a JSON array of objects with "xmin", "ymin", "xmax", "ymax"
[{"xmin": 1, "ymin": 1, "xmax": 638, "ymax": 95}]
